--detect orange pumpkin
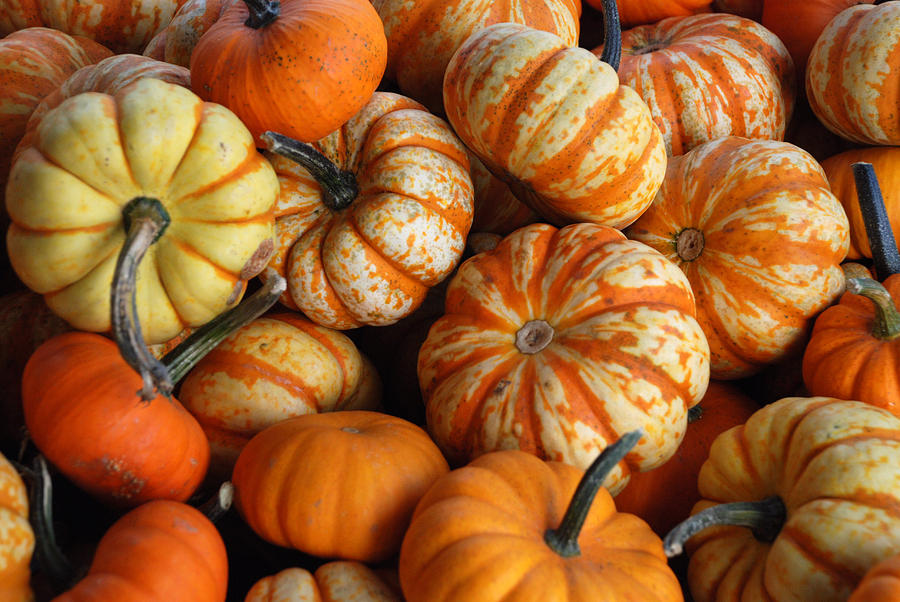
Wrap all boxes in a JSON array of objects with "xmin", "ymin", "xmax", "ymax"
[
  {"xmin": 232, "ymin": 410, "xmax": 450, "ymax": 563},
  {"xmin": 588, "ymin": 0, "xmax": 712, "ymax": 28},
  {"xmin": 418, "ymin": 222, "xmax": 710, "ymax": 493},
  {"xmin": 143, "ymin": 0, "xmax": 234, "ymax": 67},
  {"xmin": 626, "ymin": 136, "xmax": 850, "ymax": 379},
  {"xmin": 850, "ymin": 553, "xmax": 900, "ymax": 602},
  {"xmin": 245, "ymin": 562, "xmax": 401, "ymax": 602},
  {"xmin": 712, "ymin": 0, "xmax": 761, "ymax": 20},
  {"xmin": 0, "ymin": 452, "xmax": 33, "ymax": 602},
  {"xmin": 190, "ymin": 0, "xmax": 387, "ymax": 144}
]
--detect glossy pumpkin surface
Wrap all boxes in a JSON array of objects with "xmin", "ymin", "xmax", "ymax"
[
  {"xmin": 6, "ymin": 77, "xmax": 278, "ymax": 345},
  {"xmin": 418, "ymin": 222, "xmax": 710, "ymax": 493},
  {"xmin": 588, "ymin": 0, "xmax": 711, "ymax": 28},
  {"xmin": 245, "ymin": 561, "xmax": 401, "ymax": 602},
  {"xmin": 626, "ymin": 136, "xmax": 850, "ymax": 379},
  {"xmin": 0, "ymin": 452, "xmax": 33, "ymax": 602}
]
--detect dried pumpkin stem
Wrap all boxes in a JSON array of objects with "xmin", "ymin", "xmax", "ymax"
[
  {"xmin": 163, "ymin": 269, "xmax": 286, "ymax": 383},
  {"xmin": 544, "ymin": 429, "xmax": 642, "ymax": 557},
  {"xmin": 515, "ymin": 319, "xmax": 555, "ymax": 354},
  {"xmin": 243, "ymin": 0, "xmax": 280, "ymax": 28},
  {"xmin": 663, "ymin": 495, "xmax": 786, "ymax": 557},
  {"xmin": 198, "ymin": 481, "xmax": 234, "ymax": 524},
  {"xmin": 676, "ymin": 228, "xmax": 705, "ymax": 262},
  {"xmin": 261, "ymin": 130, "xmax": 358, "ymax": 211},
  {"xmin": 846, "ymin": 277, "xmax": 900, "ymax": 340},
  {"xmin": 599, "ymin": 0, "xmax": 622, "ymax": 71},
  {"xmin": 853, "ymin": 162, "xmax": 900, "ymax": 279},
  {"xmin": 112, "ymin": 196, "xmax": 172, "ymax": 403},
  {"xmin": 688, "ymin": 404, "xmax": 703, "ymax": 423},
  {"xmin": 30, "ymin": 456, "xmax": 75, "ymax": 591}
]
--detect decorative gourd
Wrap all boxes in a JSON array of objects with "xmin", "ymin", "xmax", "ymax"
[
  {"xmin": 179, "ymin": 312, "xmax": 382, "ymax": 477},
  {"xmin": 374, "ymin": 0, "xmax": 580, "ymax": 113},
  {"xmin": 143, "ymin": 0, "xmax": 234, "ymax": 67},
  {"xmin": 587, "ymin": 0, "xmax": 712, "ymax": 28},
  {"xmin": 0, "ymin": 452, "xmax": 33, "ymax": 602},
  {"xmin": 53, "ymin": 499, "xmax": 229, "ymax": 601},
  {"xmin": 663, "ymin": 396, "xmax": 900, "ymax": 601},
  {"xmin": 399, "ymin": 431, "xmax": 684, "ymax": 601},
  {"xmin": 190, "ymin": 0, "xmax": 387, "ymax": 144},
  {"xmin": 605, "ymin": 13, "xmax": 795, "ymax": 156},
  {"xmin": 442, "ymin": 0, "xmax": 667, "ymax": 228},
  {"xmin": 418, "ymin": 222, "xmax": 710, "ymax": 493},
  {"xmin": 6, "ymin": 77, "xmax": 278, "ymax": 347},
  {"xmin": 232, "ymin": 410, "xmax": 449, "ymax": 563},
  {"xmin": 260, "ymin": 92, "xmax": 473, "ymax": 329},
  {"xmin": 469, "ymin": 153, "xmax": 537, "ymax": 236},
  {"xmin": 0, "ymin": 0, "xmax": 182, "ymax": 53},
  {"xmin": 806, "ymin": 2, "xmax": 900, "ymax": 145},
  {"xmin": 245, "ymin": 562, "xmax": 401, "ymax": 602},
  {"xmin": 850, "ymin": 554, "xmax": 900, "ymax": 602},
  {"xmin": 626, "ymin": 136, "xmax": 850, "ymax": 379}
]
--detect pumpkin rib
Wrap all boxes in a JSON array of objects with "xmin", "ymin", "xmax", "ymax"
[{"xmin": 778, "ymin": 521, "xmax": 861, "ymax": 588}]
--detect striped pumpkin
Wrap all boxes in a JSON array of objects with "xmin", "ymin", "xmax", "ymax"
[
  {"xmin": 626, "ymin": 136, "xmax": 849, "ymax": 379},
  {"xmin": 417, "ymin": 222, "xmax": 710, "ymax": 494},
  {"xmin": 0, "ymin": 452, "xmax": 33, "ymax": 602},
  {"xmin": 469, "ymin": 153, "xmax": 537, "ymax": 236},
  {"xmin": 806, "ymin": 2, "xmax": 900, "ymax": 146},
  {"xmin": 443, "ymin": 22, "xmax": 666, "ymax": 229},
  {"xmin": 143, "ymin": 0, "xmax": 235, "ymax": 67},
  {"xmin": 609, "ymin": 13, "xmax": 796, "ymax": 156}
]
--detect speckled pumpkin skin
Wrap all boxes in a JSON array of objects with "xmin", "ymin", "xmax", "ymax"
[{"xmin": 0, "ymin": 452, "xmax": 33, "ymax": 602}]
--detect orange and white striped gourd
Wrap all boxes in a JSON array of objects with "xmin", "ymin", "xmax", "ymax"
[{"xmin": 0, "ymin": 452, "xmax": 33, "ymax": 602}]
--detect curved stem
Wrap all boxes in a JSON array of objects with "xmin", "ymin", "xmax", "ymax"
[
  {"xmin": 846, "ymin": 277, "xmax": 900, "ymax": 340},
  {"xmin": 688, "ymin": 404, "xmax": 703, "ymax": 423},
  {"xmin": 162, "ymin": 269, "xmax": 286, "ymax": 382},
  {"xmin": 243, "ymin": 0, "xmax": 279, "ymax": 28},
  {"xmin": 198, "ymin": 481, "xmax": 234, "ymax": 524},
  {"xmin": 599, "ymin": 0, "xmax": 622, "ymax": 71},
  {"xmin": 112, "ymin": 197, "xmax": 172, "ymax": 403},
  {"xmin": 853, "ymin": 162, "xmax": 900, "ymax": 279},
  {"xmin": 544, "ymin": 429, "xmax": 642, "ymax": 557},
  {"xmin": 663, "ymin": 495, "xmax": 786, "ymax": 557},
  {"xmin": 261, "ymin": 131, "xmax": 358, "ymax": 211},
  {"xmin": 30, "ymin": 456, "xmax": 75, "ymax": 591}
]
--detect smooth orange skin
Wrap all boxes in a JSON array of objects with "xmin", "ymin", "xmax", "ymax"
[
  {"xmin": 22, "ymin": 332, "xmax": 210, "ymax": 507},
  {"xmin": 586, "ymin": 0, "xmax": 712, "ymax": 28},
  {"xmin": 712, "ymin": 0, "xmax": 762, "ymax": 20},
  {"xmin": 398, "ymin": 449, "xmax": 683, "ymax": 602},
  {"xmin": 232, "ymin": 410, "xmax": 449, "ymax": 563},
  {"xmin": 850, "ymin": 554, "xmax": 900, "ymax": 602},
  {"xmin": 190, "ymin": 0, "xmax": 387, "ymax": 144},
  {"xmin": 245, "ymin": 561, "xmax": 401, "ymax": 602},
  {"xmin": 803, "ymin": 274, "xmax": 900, "ymax": 417},
  {"xmin": 53, "ymin": 500, "xmax": 228, "ymax": 602}
]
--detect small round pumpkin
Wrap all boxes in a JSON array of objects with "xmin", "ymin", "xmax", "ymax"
[
  {"xmin": 0, "ymin": 452, "xmax": 33, "ymax": 602},
  {"xmin": 245, "ymin": 562, "xmax": 401, "ymax": 602},
  {"xmin": 143, "ymin": 0, "xmax": 234, "ymax": 67},
  {"xmin": 587, "ymin": 0, "xmax": 712, "ymax": 28}
]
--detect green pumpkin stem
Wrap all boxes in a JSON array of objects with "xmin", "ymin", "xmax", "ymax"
[
  {"xmin": 243, "ymin": 0, "xmax": 280, "ymax": 28},
  {"xmin": 112, "ymin": 196, "xmax": 172, "ymax": 403},
  {"xmin": 30, "ymin": 456, "xmax": 76, "ymax": 591},
  {"xmin": 544, "ymin": 429, "xmax": 642, "ymax": 557},
  {"xmin": 599, "ymin": 0, "xmax": 622, "ymax": 71},
  {"xmin": 846, "ymin": 277, "xmax": 900, "ymax": 340},
  {"xmin": 663, "ymin": 495, "xmax": 786, "ymax": 557},
  {"xmin": 261, "ymin": 131, "xmax": 358, "ymax": 211},
  {"xmin": 198, "ymin": 481, "xmax": 234, "ymax": 524},
  {"xmin": 853, "ymin": 162, "xmax": 900, "ymax": 279},
  {"xmin": 163, "ymin": 269, "xmax": 286, "ymax": 382}
]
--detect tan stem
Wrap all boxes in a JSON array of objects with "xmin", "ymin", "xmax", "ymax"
[{"xmin": 515, "ymin": 319, "xmax": 554, "ymax": 354}]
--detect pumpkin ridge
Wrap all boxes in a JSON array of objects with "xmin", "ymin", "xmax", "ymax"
[
  {"xmin": 9, "ymin": 218, "xmax": 120, "ymax": 235},
  {"xmin": 166, "ymin": 146, "xmax": 269, "ymax": 208},
  {"xmin": 777, "ymin": 522, "xmax": 860, "ymax": 590},
  {"xmin": 789, "ymin": 430, "xmax": 900, "ymax": 496},
  {"xmin": 41, "ymin": 240, "xmax": 122, "ymax": 297}
]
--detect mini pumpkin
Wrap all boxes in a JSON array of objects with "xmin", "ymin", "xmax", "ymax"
[
  {"xmin": 850, "ymin": 553, "xmax": 900, "ymax": 602},
  {"xmin": 245, "ymin": 562, "xmax": 401, "ymax": 602},
  {"xmin": 143, "ymin": 0, "xmax": 234, "ymax": 67},
  {"xmin": 0, "ymin": 452, "xmax": 33, "ymax": 602}
]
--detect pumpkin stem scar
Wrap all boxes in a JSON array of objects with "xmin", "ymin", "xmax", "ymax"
[
  {"xmin": 261, "ymin": 131, "xmax": 358, "ymax": 211},
  {"xmin": 676, "ymin": 227, "xmax": 705, "ymax": 262},
  {"xmin": 663, "ymin": 495, "xmax": 786, "ymax": 557},
  {"xmin": 162, "ymin": 269, "xmax": 286, "ymax": 383},
  {"xmin": 544, "ymin": 429, "xmax": 643, "ymax": 557},
  {"xmin": 515, "ymin": 319, "xmax": 555, "ymax": 354},
  {"xmin": 113, "ymin": 197, "xmax": 173, "ymax": 402},
  {"xmin": 846, "ymin": 277, "xmax": 900, "ymax": 340},
  {"xmin": 198, "ymin": 481, "xmax": 234, "ymax": 524},
  {"xmin": 243, "ymin": 0, "xmax": 280, "ymax": 29},
  {"xmin": 599, "ymin": 0, "xmax": 622, "ymax": 71},
  {"xmin": 29, "ymin": 455, "xmax": 76, "ymax": 591},
  {"xmin": 853, "ymin": 162, "xmax": 900, "ymax": 279}
]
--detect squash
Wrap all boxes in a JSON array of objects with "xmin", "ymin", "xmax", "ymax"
[
  {"xmin": 190, "ymin": 0, "xmax": 387, "ymax": 144},
  {"xmin": 0, "ymin": 452, "xmax": 33, "ymax": 602},
  {"xmin": 626, "ymin": 136, "xmax": 850, "ymax": 379},
  {"xmin": 850, "ymin": 554, "xmax": 900, "ymax": 602},
  {"xmin": 469, "ymin": 153, "xmax": 537, "ymax": 236},
  {"xmin": 587, "ymin": 0, "xmax": 712, "ymax": 28},
  {"xmin": 418, "ymin": 222, "xmax": 710, "ymax": 493},
  {"xmin": 143, "ymin": 0, "xmax": 234, "ymax": 67},
  {"xmin": 245, "ymin": 562, "xmax": 401, "ymax": 602}
]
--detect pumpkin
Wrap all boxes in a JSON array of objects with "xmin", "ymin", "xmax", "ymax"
[
  {"xmin": 53, "ymin": 499, "xmax": 228, "ymax": 601},
  {"xmin": 850, "ymin": 553, "xmax": 900, "ymax": 602},
  {"xmin": 587, "ymin": 0, "xmax": 712, "ymax": 28},
  {"xmin": 711, "ymin": 0, "xmax": 761, "ymax": 20},
  {"xmin": 418, "ymin": 222, "xmax": 710, "ymax": 493},
  {"xmin": 143, "ymin": 0, "xmax": 235, "ymax": 67},
  {"xmin": 245, "ymin": 561, "xmax": 401, "ymax": 602},
  {"xmin": 190, "ymin": 0, "xmax": 387, "ymax": 144},
  {"xmin": 442, "ymin": 1, "xmax": 667, "ymax": 229},
  {"xmin": 613, "ymin": 381, "xmax": 759, "ymax": 536},
  {"xmin": 179, "ymin": 312, "xmax": 382, "ymax": 477},
  {"xmin": 373, "ymin": 0, "xmax": 580, "ymax": 114},
  {"xmin": 469, "ymin": 153, "xmax": 538, "ymax": 236},
  {"xmin": 806, "ymin": 2, "xmax": 900, "ymax": 145},
  {"xmin": 663, "ymin": 396, "xmax": 900, "ymax": 601},
  {"xmin": 259, "ymin": 92, "xmax": 474, "ymax": 329},
  {"xmin": 6, "ymin": 77, "xmax": 278, "ymax": 348},
  {"xmin": 399, "ymin": 431, "xmax": 684, "ymax": 601},
  {"xmin": 0, "ymin": 452, "xmax": 33, "ymax": 602},
  {"xmin": 604, "ymin": 13, "xmax": 796, "ymax": 156},
  {"xmin": 232, "ymin": 410, "xmax": 449, "ymax": 563},
  {"xmin": 0, "ymin": 0, "xmax": 182, "ymax": 54},
  {"xmin": 626, "ymin": 136, "xmax": 850, "ymax": 379}
]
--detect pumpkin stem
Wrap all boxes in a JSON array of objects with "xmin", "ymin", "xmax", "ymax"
[
  {"xmin": 853, "ymin": 162, "xmax": 900, "ymax": 279},
  {"xmin": 261, "ymin": 131, "xmax": 358, "ymax": 211},
  {"xmin": 599, "ymin": 0, "xmax": 622, "ymax": 71},
  {"xmin": 112, "ymin": 196, "xmax": 172, "ymax": 403},
  {"xmin": 846, "ymin": 277, "xmax": 900, "ymax": 340},
  {"xmin": 688, "ymin": 404, "xmax": 703, "ymax": 423},
  {"xmin": 663, "ymin": 495, "xmax": 786, "ymax": 557},
  {"xmin": 162, "ymin": 269, "xmax": 286, "ymax": 382},
  {"xmin": 243, "ymin": 0, "xmax": 279, "ymax": 28},
  {"xmin": 30, "ymin": 456, "xmax": 76, "ymax": 591},
  {"xmin": 198, "ymin": 481, "xmax": 234, "ymax": 524},
  {"xmin": 544, "ymin": 429, "xmax": 642, "ymax": 557}
]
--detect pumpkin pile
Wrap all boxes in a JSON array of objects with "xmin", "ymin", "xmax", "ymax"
[{"xmin": 3, "ymin": 0, "xmax": 900, "ymax": 600}]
